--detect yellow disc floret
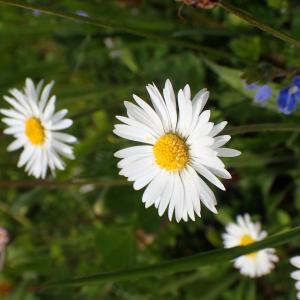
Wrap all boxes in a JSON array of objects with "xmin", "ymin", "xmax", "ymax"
[
  {"xmin": 153, "ymin": 133, "xmax": 189, "ymax": 171},
  {"xmin": 239, "ymin": 234, "xmax": 257, "ymax": 257},
  {"xmin": 25, "ymin": 117, "xmax": 45, "ymax": 145}
]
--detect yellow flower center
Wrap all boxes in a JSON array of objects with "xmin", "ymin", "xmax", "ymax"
[
  {"xmin": 239, "ymin": 234, "xmax": 257, "ymax": 257},
  {"xmin": 153, "ymin": 133, "xmax": 189, "ymax": 171},
  {"xmin": 25, "ymin": 117, "xmax": 45, "ymax": 145}
]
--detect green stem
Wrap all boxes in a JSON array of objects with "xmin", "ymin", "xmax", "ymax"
[
  {"xmin": 0, "ymin": 179, "xmax": 129, "ymax": 189},
  {"xmin": 0, "ymin": 0, "xmax": 225, "ymax": 58},
  {"xmin": 219, "ymin": 0, "xmax": 300, "ymax": 49},
  {"xmin": 45, "ymin": 226, "xmax": 300, "ymax": 287},
  {"xmin": 224, "ymin": 123, "xmax": 300, "ymax": 135}
]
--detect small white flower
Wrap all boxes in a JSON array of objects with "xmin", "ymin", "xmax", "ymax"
[
  {"xmin": 1, "ymin": 78, "xmax": 77, "ymax": 179},
  {"xmin": 290, "ymin": 256, "xmax": 300, "ymax": 299},
  {"xmin": 222, "ymin": 214, "xmax": 278, "ymax": 278},
  {"xmin": 113, "ymin": 79, "xmax": 240, "ymax": 222}
]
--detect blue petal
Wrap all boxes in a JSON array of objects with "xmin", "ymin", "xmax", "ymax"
[
  {"xmin": 293, "ymin": 76, "xmax": 300, "ymax": 88},
  {"xmin": 244, "ymin": 83, "xmax": 258, "ymax": 90},
  {"xmin": 277, "ymin": 88, "xmax": 297, "ymax": 114},
  {"xmin": 254, "ymin": 85, "xmax": 272, "ymax": 102},
  {"xmin": 32, "ymin": 9, "xmax": 41, "ymax": 16},
  {"xmin": 75, "ymin": 10, "xmax": 89, "ymax": 17}
]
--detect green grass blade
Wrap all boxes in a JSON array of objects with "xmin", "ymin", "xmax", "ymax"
[{"xmin": 45, "ymin": 225, "xmax": 300, "ymax": 287}]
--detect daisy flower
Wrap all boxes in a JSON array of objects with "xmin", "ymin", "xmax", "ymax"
[
  {"xmin": 290, "ymin": 256, "xmax": 300, "ymax": 299},
  {"xmin": 113, "ymin": 79, "xmax": 240, "ymax": 222},
  {"xmin": 222, "ymin": 214, "xmax": 278, "ymax": 278},
  {"xmin": 1, "ymin": 78, "xmax": 77, "ymax": 179}
]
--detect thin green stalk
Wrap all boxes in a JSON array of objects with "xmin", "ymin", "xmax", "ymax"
[
  {"xmin": 0, "ymin": 179, "xmax": 129, "ymax": 189},
  {"xmin": 224, "ymin": 123, "xmax": 300, "ymax": 135},
  {"xmin": 0, "ymin": 0, "xmax": 225, "ymax": 59},
  {"xmin": 46, "ymin": 226, "xmax": 300, "ymax": 287},
  {"xmin": 219, "ymin": 0, "xmax": 300, "ymax": 49}
]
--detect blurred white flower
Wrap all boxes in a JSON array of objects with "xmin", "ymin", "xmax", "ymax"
[
  {"xmin": 114, "ymin": 79, "xmax": 240, "ymax": 222},
  {"xmin": 222, "ymin": 214, "xmax": 278, "ymax": 278},
  {"xmin": 290, "ymin": 256, "xmax": 300, "ymax": 299},
  {"xmin": 1, "ymin": 78, "xmax": 77, "ymax": 179}
]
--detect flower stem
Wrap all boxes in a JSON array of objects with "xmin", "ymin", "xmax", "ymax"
[
  {"xmin": 0, "ymin": 179, "xmax": 129, "ymax": 189},
  {"xmin": 45, "ymin": 226, "xmax": 300, "ymax": 287},
  {"xmin": 224, "ymin": 123, "xmax": 300, "ymax": 135},
  {"xmin": 0, "ymin": 0, "xmax": 225, "ymax": 58},
  {"xmin": 218, "ymin": 0, "xmax": 300, "ymax": 49}
]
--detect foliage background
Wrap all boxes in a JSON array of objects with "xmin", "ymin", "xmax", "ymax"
[{"xmin": 0, "ymin": 0, "xmax": 300, "ymax": 299}]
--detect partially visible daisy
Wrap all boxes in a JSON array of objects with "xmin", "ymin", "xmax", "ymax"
[
  {"xmin": 290, "ymin": 256, "xmax": 300, "ymax": 299},
  {"xmin": 114, "ymin": 79, "xmax": 240, "ymax": 222},
  {"xmin": 222, "ymin": 214, "xmax": 278, "ymax": 278},
  {"xmin": 1, "ymin": 78, "xmax": 77, "ymax": 179}
]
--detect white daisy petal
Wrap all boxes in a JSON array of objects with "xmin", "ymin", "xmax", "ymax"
[
  {"xmin": 142, "ymin": 171, "xmax": 168, "ymax": 208},
  {"xmin": 114, "ymin": 146, "xmax": 153, "ymax": 159},
  {"xmin": 290, "ymin": 256, "xmax": 300, "ymax": 299},
  {"xmin": 51, "ymin": 119, "xmax": 73, "ymax": 131},
  {"xmin": 131, "ymin": 97, "xmax": 164, "ymax": 135},
  {"xmin": 39, "ymin": 81, "xmax": 55, "ymax": 111},
  {"xmin": 0, "ymin": 109, "xmax": 25, "ymax": 120},
  {"xmin": 7, "ymin": 138, "xmax": 26, "ymax": 152},
  {"xmin": 114, "ymin": 80, "xmax": 240, "ymax": 221},
  {"xmin": 176, "ymin": 89, "xmax": 192, "ymax": 137},
  {"xmin": 158, "ymin": 172, "xmax": 174, "ymax": 217},
  {"xmin": 209, "ymin": 121, "xmax": 228, "ymax": 137},
  {"xmin": 1, "ymin": 79, "xmax": 76, "ymax": 178},
  {"xmin": 190, "ymin": 90, "xmax": 209, "ymax": 132},
  {"xmin": 51, "ymin": 109, "xmax": 69, "ymax": 125},
  {"xmin": 291, "ymin": 257, "xmax": 300, "ymax": 268},
  {"xmin": 217, "ymin": 148, "xmax": 241, "ymax": 157},
  {"xmin": 163, "ymin": 79, "xmax": 177, "ymax": 131}
]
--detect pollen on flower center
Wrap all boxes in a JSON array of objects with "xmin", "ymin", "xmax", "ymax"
[
  {"xmin": 239, "ymin": 234, "xmax": 257, "ymax": 257},
  {"xmin": 25, "ymin": 117, "xmax": 45, "ymax": 145},
  {"xmin": 153, "ymin": 133, "xmax": 189, "ymax": 171}
]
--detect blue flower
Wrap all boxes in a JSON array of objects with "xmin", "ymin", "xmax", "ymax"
[
  {"xmin": 277, "ymin": 76, "xmax": 300, "ymax": 114},
  {"xmin": 245, "ymin": 83, "xmax": 272, "ymax": 103},
  {"xmin": 75, "ymin": 10, "xmax": 89, "ymax": 17},
  {"xmin": 32, "ymin": 9, "xmax": 41, "ymax": 16}
]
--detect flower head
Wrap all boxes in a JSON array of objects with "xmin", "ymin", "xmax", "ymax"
[
  {"xmin": 290, "ymin": 256, "xmax": 300, "ymax": 299},
  {"xmin": 222, "ymin": 214, "xmax": 278, "ymax": 278},
  {"xmin": 277, "ymin": 76, "xmax": 300, "ymax": 114},
  {"xmin": 1, "ymin": 78, "xmax": 77, "ymax": 179},
  {"xmin": 114, "ymin": 79, "xmax": 240, "ymax": 222},
  {"xmin": 244, "ymin": 83, "xmax": 272, "ymax": 103}
]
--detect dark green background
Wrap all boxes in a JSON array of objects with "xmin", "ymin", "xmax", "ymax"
[{"xmin": 0, "ymin": 0, "xmax": 300, "ymax": 299}]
